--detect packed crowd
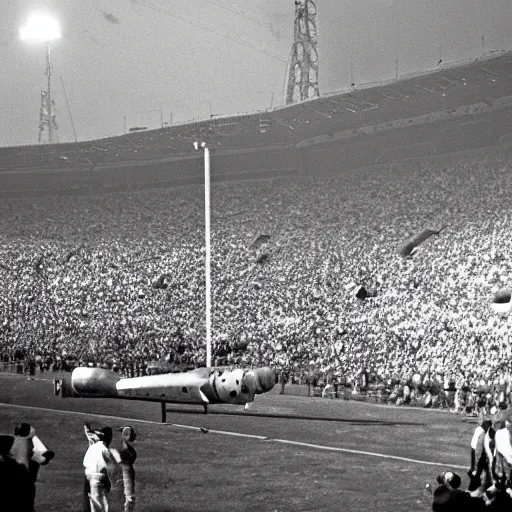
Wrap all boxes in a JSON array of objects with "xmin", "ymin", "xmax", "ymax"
[{"xmin": 1, "ymin": 147, "xmax": 512, "ymax": 410}]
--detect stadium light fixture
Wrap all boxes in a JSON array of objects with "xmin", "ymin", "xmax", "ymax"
[
  {"xmin": 20, "ymin": 13, "xmax": 61, "ymax": 144},
  {"xmin": 20, "ymin": 13, "xmax": 61, "ymax": 42},
  {"xmin": 194, "ymin": 141, "xmax": 212, "ymax": 368}
]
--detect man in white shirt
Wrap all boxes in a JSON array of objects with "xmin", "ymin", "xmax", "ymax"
[
  {"xmin": 468, "ymin": 419, "xmax": 494, "ymax": 494},
  {"xmin": 83, "ymin": 426, "xmax": 117, "ymax": 512},
  {"xmin": 493, "ymin": 414, "xmax": 512, "ymax": 486}
]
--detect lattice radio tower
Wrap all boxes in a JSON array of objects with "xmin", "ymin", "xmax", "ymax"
[
  {"xmin": 38, "ymin": 90, "xmax": 58, "ymax": 144},
  {"xmin": 284, "ymin": 0, "xmax": 319, "ymax": 105},
  {"xmin": 38, "ymin": 42, "xmax": 58, "ymax": 144}
]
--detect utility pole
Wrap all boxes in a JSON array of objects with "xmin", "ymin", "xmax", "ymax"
[
  {"xmin": 284, "ymin": 0, "xmax": 319, "ymax": 104},
  {"xmin": 194, "ymin": 142, "xmax": 212, "ymax": 368}
]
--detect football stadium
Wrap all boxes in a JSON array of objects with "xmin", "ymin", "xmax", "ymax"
[{"xmin": 2, "ymin": 2, "xmax": 512, "ymax": 511}]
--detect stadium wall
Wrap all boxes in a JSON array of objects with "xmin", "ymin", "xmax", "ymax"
[
  {"xmin": 2, "ymin": 105, "xmax": 512, "ymax": 198},
  {"xmin": 318, "ymin": 0, "xmax": 512, "ymax": 95},
  {"xmin": 2, "ymin": 54, "xmax": 512, "ymax": 197},
  {"xmin": 0, "ymin": 146, "xmax": 302, "ymax": 198}
]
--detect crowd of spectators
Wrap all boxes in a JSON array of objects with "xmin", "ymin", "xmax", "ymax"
[{"xmin": 1, "ymin": 147, "xmax": 512, "ymax": 412}]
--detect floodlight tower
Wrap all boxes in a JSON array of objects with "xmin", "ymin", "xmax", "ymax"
[
  {"xmin": 194, "ymin": 141, "xmax": 212, "ymax": 368},
  {"xmin": 20, "ymin": 13, "xmax": 61, "ymax": 144},
  {"xmin": 285, "ymin": 0, "xmax": 319, "ymax": 104}
]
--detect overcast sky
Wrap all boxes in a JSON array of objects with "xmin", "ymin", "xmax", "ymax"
[{"xmin": 1, "ymin": 0, "xmax": 512, "ymax": 147}]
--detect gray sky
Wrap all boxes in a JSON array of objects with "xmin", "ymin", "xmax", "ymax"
[{"xmin": 1, "ymin": 0, "xmax": 512, "ymax": 147}]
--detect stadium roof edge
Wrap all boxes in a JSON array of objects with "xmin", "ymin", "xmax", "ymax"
[
  {"xmin": 1, "ymin": 49, "xmax": 510, "ymax": 150},
  {"xmin": 283, "ymin": 50, "xmax": 511, "ymax": 107}
]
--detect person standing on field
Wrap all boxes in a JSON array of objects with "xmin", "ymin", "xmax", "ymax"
[
  {"xmin": 118, "ymin": 426, "xmax": 137, "ymax": 512},
  {"xmin": 83, "ymin": 425, "xmax": 117, "ymax": 512}
]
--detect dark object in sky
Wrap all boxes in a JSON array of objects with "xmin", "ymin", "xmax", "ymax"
[
  {"xmin": 101, "ymin": 11, "xmax": 121, "ymax": 25},
  {"xmin": 250, "ymin": 234, "xmax": 271, "ymax": 250},
  {"xmin": 152, "ymin": 274, "xmax": 168, "ymax": 289},
  {"xmin": 64, "ymin": 244, "xmax": 84, "ymax": 263},
  {"xmin": 256, "ymin": 253, "xmax": 269, "ymax": 264},
  {"xmin": 491, "ymin": 289, "xmax": 512, "ymax": 315},
  {"xmin": 34, "ymin": 255, "xmax": 45, "ymax": 275},
  {"xmin": 355, "ymin": 286, "xmax": 377, "ymax": 300},
  {"xmin": 494, "ymin": 289, "xmax": 512, "ymax": 304},
  {"xmin": 399, "ymin": 225, "xmax": 447, "ymax": 258}
]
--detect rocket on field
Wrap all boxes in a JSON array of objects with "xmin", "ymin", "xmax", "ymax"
[{"xmin": 54, "ymin": 366, "xmax": 276, "ymax": 422}]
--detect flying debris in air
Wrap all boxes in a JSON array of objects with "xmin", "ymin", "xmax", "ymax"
[
  {"xmin": 399, "ymin": 225, "xmax": 448, "ymax": 258},
  {"xmin": 100, "ymin": 10, "xmax": 121, "ymax": 24},
  {"xmin": 250, "ymin": 234, "xmax": 271, "ymax": 251}
]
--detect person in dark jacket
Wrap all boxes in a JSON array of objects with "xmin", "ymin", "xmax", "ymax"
[
  {"xmin": 485, "ymin": 477, "xmax": 512, "ymax": 511},
  {"xmin": 0, "ymin": 434, "xmax": 33, "ymax": 512},
  {"xmin": 432, "ymin": 471, "xmax": 486, "ymax": 512},
  {"xmin": 10, "ymin": 423, "xmax": 54, "ymax": 512},
  {"xmin": 118, "ymin": 426, "xmax": 137, "ymax": 512}
]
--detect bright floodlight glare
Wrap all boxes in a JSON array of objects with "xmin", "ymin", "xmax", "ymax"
[
  {"xmin": 20, "ymin": 13, "xmax": 61, "ymax": 42},
  {"xmin": 193, "ymin": 141, "xmax": 199, "ymax": 150}
]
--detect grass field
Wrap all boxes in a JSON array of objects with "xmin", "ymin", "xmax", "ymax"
[{"xmin": 0, "ymin": 372, "xmax": 476, "ymax": 512}]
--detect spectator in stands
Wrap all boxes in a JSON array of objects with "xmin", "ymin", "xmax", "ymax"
[{"xmin": 1, "ymin": 149, "xmax": 512, "ymax": 416}]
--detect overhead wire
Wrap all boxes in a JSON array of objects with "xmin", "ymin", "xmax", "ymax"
[
  {"xmin": 130, "ymin": 0, "xmax": 287, "ymax": 63},
  {"xmin": 204, "ymin": 0, "xmax": 272, "ymax": 30}
]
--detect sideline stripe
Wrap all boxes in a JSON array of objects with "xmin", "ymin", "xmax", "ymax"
[
  {"xmin": 271, "ymin": 439, "xmax": 466, "ymax": 470},
  {"xmin": 0, "ymin": 402, "xmax": 464, "ymax": 469},
  {"xmin": 173, "ymin": 423, "xmax": 268, "ymax": 440}
]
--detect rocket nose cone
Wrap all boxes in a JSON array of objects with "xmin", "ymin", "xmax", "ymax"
[{"xmin": 254, "ymin": 367, "xmax": 276, "ymax": 394}]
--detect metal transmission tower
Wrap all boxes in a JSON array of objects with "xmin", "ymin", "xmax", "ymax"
[
  {"xmin": 39, "ymin": 42, "xmax": 58, "ymax": 143},
  {"xmin": 38, "ymin": 89, "xmax": 58, "ymax": 144},
  {"xmin": 20, "ymin": 14, "xmax": 61, "ymax": 144},
  {"xmin": 284, "ymin": 0, "xmax": 319, "ymax": 105}
]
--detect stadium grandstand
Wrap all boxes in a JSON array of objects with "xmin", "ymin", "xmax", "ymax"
[{"xmin": 2, "ymin": 51, "xmax": 512, "ymax": 412}]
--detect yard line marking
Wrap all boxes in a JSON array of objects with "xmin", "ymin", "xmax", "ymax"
[
  {"xmin": 173, "ymin": 424, "xmax": 268, "ymax": 439},
  {"xmin": 0, "ymin": 403, "xmax": 465, "ymax": 469},
  {"xmin": 271, "ymin": 439, "xmax": 466, "ymax": 470}
]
